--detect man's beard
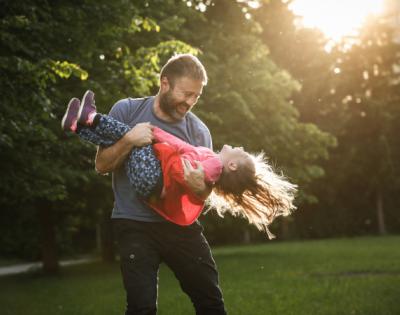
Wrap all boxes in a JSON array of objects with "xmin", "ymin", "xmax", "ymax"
[{"xmin": 159, "ymin": 90, "xmax": 186, "ymax": 122}]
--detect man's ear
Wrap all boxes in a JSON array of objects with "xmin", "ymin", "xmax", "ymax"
[
  {"xmin": 160, "ymin": 76, "xmax": 170, "ymax": 92},
  {"xmin": 227, "ymin": 161, "xmax": 238, "ymax": 171}
]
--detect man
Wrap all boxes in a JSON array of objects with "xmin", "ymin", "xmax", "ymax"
[{"xmin": 95, "ymin": 54, "xmax": 227, "ymax": 315}]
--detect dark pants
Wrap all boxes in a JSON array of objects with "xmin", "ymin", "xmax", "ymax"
[{"xmin": 113, "ymin": 219, "xmax": 227, "ymax": 315}]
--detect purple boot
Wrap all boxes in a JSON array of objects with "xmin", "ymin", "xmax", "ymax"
[
  {"xmin": 61, "ymin": 98, "xmax": 80, "ymax": 132},
  {"xmin": 78, "ymin": 90, "xmax": 97, "ymax": 126}
]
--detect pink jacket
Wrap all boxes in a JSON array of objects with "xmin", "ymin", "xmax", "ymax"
[{"xmin": 148, "ymin": 127, "xmax": 223, "ymax": 225}]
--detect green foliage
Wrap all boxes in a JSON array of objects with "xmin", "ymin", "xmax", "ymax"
[
  {"xmin": 3, "ymin": 0, "xmax": 395, "ymax": 263},
  {"xmin": 311, "ymin": 18, "xmax": 400, "ymax": 236},
  {"xmin": 253, "ymin": 0, "xmax": 400, "ymax": 237},
  {"xmin": 0, "ymin": 0, "xmax": 199, "ymax": 259},
  {"xmin": 184, "ymin": 0, "xmax": 335, "ymax": 206},
  {"xmin": 50, "ymin": 61, "xmax": 88, "ymax": 80}
]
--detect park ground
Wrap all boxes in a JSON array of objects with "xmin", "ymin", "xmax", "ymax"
[{"xmin": 1, "ymin": 236, "xmax": 399, "ymax": 315}]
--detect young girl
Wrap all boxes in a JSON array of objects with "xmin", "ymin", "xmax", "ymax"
[{"xmin": 62, "ymin": 90, "xmax": 297, "ymax": 238}]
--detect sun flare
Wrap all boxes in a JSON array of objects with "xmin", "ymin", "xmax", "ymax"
[{"xmin": 289, "ymin": 0, "xmax": 385, "ymax": 41}]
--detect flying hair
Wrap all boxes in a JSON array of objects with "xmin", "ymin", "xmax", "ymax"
[{"xmin": 207, "ymin": 152, "xmax": 297, "ymax": 239}]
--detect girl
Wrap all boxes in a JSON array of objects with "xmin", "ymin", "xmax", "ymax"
[{"xmin": 62, "ymin": 90, "xmax": 297, "ymax": 238}]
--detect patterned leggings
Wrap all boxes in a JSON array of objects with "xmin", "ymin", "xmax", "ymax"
[{"xmin": 77, "ymin": 115, "xmax": 162, "ymax": 199}]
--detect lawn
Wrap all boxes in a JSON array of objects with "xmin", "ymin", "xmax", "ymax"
[{"xmin": 1, "ymin": 236, "xmax": 399, "ymax": 315}]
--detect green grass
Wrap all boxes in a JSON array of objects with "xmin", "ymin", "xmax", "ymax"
[{"xmin": 1, "ymin": 236, "xmax": 399, "ymax": 315}]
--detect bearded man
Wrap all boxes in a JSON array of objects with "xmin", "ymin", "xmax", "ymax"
[{"xmin": 95, "ymin": 54, "xmax": 227, "ymax": 315}]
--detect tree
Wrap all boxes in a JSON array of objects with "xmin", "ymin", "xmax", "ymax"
[
  {"xmin": 320, "ymin": 17, "xmax": 400, "ymax": 236},
  {"xmin": 0, "ymin": 0, "xmax": 199, "ymax": 272},
  {"xmin": 252, "ymin": 0, "xmax": 400, "ymax": 237},
  {"xmin": 167, "ymin": 0, "xmax": 335, "ymax": 240}
]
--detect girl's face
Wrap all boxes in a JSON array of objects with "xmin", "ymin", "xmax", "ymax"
[
  {"xmin": 219, "ymin": 145, "xmax": 252, "ymax": 171},
  {"xmin": 220, "ymin": 144, "xmax": 245, "ymax": 158}
]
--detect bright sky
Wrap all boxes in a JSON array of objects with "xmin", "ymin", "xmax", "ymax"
[{"xmin": 289, "ymin": 0, "xmax": 385, "ymax": 41}]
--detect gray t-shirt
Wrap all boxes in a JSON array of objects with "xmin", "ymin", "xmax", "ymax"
[{"xmin": 108, "ymin": 96, "xmax": 212, "ymax": 222}]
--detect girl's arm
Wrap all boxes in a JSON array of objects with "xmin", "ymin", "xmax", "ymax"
[{"xmin": 153, "ymin": 127, "xmax": 195, "ymax": 153}]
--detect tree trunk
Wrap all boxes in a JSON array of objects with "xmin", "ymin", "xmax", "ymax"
[
  {"xmin": 100, "ymin": 208, "xmax": 115, "ymax": 262},
  {"xmin": 376, "ymin": 189, "xmax": 387, "ymax": 235},
  {"xmin": 280, "ymin": 218, "xmax": 290, "ymax": 240},
  {"xmin": 242, "ymin": 228, "xmax": 251, "ymax": 244},
  {"xmin": 37, "ymin": 201, "xmax": 59, "ymax": 274}
]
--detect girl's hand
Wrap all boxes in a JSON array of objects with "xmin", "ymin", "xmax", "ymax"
[{"xmin": 182, "ymin": 160, "xmax": 211, "ymax": 200}]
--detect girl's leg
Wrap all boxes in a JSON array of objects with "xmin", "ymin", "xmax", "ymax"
[
  {"xmin": 77, "ymin": 126, "xmax": 115, "ymax": 147},
  {"xmin": 92, "ymin": 114, "xmax": 131, "ymax": 142},
  {"xmin": 76, "ymin": 114, "xmax": 131, "ymax": 147},
  {"xmin": 125, "ymin": 145, "xmax": 163, "ymax": 199},
  {"xmin": 77, "ymin": 113, "xmax": 162, "ymax": 199}
]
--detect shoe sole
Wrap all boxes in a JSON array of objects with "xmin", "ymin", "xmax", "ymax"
[{"xmin": 61, "ymin": 98, "xmax": 80, "ymax": 131}]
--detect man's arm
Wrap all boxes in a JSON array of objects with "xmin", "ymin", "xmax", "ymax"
[
  {"xmin": 183, "ymin": 118, "xmax": 213, "ymax": 199},
  {"xmin": 95, "ymin": 122, "xmax": 153, "ymax": 174}
]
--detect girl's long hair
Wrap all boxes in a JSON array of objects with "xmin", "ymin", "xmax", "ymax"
[{"xmin": 208, "ymin": 152, "xmax": 297, "ymax": 239}]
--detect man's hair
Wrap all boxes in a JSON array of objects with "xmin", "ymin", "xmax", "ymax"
[{"xmin": 160, "ymin": 54, "xmax": 208, "ymax": 86}]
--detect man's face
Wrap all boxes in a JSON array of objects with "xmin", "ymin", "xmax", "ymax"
[{"xmin": 159, "ymin": 76, "xmax": 203, "ymax": 122}]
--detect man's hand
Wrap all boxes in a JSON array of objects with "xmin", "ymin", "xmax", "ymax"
[
  {"xmin": 182, "ymin": 159, "xmax": 212, "ymax": 200},
  {"xmin": 95, "ymin": 122, "xmax": 154, "ymax": 174},
  {"xmin": 125, "ymin": 122, "xmax": 154, "ymax": 147}
]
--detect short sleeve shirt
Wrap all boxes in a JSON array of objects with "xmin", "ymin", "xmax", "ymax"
[{"xmin": 108, "ymin": 96, "xmax": 212, "ymax": 221}]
